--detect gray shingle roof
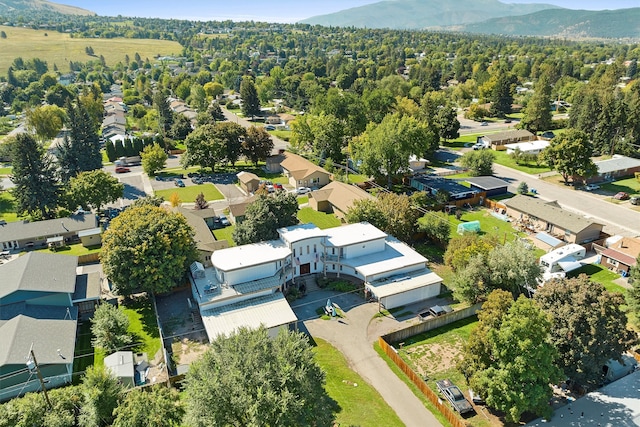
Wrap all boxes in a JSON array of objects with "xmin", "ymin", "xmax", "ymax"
[
  {"xmin": 0, "ymin": 213, "xmax": 97, "ymax": 243},
  {"xmin": 73, "ymin": 272, "xmax": 101, "ymax": 302},
  {"xmin": 0, "ymin": 315, "xmax": 76, "ymax": 365},
  {"xmin": 0, "ymin": 252, "xmax": 78, "ymax": 300},
  {"xmin": 504, "ymin": 195, "xmax": 602, "ymax": 233},
  {"xmin": 595, "ymin": 155, "xmax": 640, "ymax": 175},
  {"xmin": 465, "ymin": 177, "xmax": 510, "ymax": 190}
]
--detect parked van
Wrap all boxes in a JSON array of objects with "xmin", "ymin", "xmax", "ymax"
[{"xmin": 602, "ymin": 354, "xmax": 637, "ymax": 383}]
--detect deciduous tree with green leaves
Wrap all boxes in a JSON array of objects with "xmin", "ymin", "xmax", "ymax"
[
  {"xmin": 459, "ymin": 149, "xmax": 496, "ymax": 176},
  {"xmin": 184, "ymin": 327, "xmax": 335, "ymax": 427},
  {"xmin": 488, "ymin": 240, "xmax": 541, "ymax": 297},
  {"xmin": 141, "ymin": 143, "xmax": 168, "ymax": 176},
  {"xmin": 232, "ymin": 192, "xmax": 299, "ymax": 245},
  {"xmin": 242, "ymin": 126, "xmax": 274, "ymax": 166},
  {"xmin": 417, "ymin": 211, "xmax": 451, "ymax": 247},
  {"xmin": 79, "ymin": 366, "xmax": 124, "ymax": 427},
  {"xmin": 534, "ymin": 275, "xmax": 636, "ymax": 389},
  {"xmin": 112, "ymin": 386, "xmax": 184, "ymax": 427},
  {"xmin": 540, "ymin": 129, "xmax": 597, "ymax": 185},
  {"xmin": 628, "ymin": 255, "xmax": 640, "ymax": 325},
  {"xmin": 25, "ymin": 104, "xmax": 66, "ymax": 143},
  {"xmin": 101, "ymin": 205, "xmax": 198, "ymax": 296},
  {"xmin": 90, "ymin": 302, "xmax": 132, "ymax": 353},
  {"xmin": 68, "ymin": 170, "xmax": 124, "ymax": 211}
]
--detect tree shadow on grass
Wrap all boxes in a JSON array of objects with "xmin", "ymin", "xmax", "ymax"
[{"xmin": 122, "ymin": 295, "xmax": 160, "ymax": 339}]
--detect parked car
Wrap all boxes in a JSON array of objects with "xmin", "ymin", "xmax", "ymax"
[
  {"xmin": 504, "ymin": 119, "xmax": 512, "ymax": 123},
  {"xmin": 218, "ymin": 214, "xmax": 230, "ymax": 227},
  {"xmin": 175, "ymin": 179, "xmax": 185, "ymax": 187},
  {"xmin": 115, "ymin": 166, "xmax": 130, "ymax": 173},
  {"xmin": 273, "ymin": 183, "xmax": 284, "ymax": 191},
  {"xmin": 614, "ymin": 192, "xmax": 630, "ymax": 200},
  {"xmin": 296, "ymin": 187, "xmax": 312, "ymax": 195},
  {"xmin": 266, "ymin": 184, "xmax": 275, "ymax": 193},
  {"xmin": 472, "ymin": 142, "xmax": 484, "ymax": 150},
  {"xmin": 480, "ymin": 121, "xmax": 488, "ymax": 126},
  {"xmin": 631, "ymin": 196, "xmax": 640, "ymax": 206},
  {"xmin": 583, "ymin": 183, "xmax": 600, "ymax": 191},
  {"xmin": 436, "ymin": 379, "xmax": 474, "ymax": 414},
  {"xmin": 265, "ymin": 125, "xmax": 276, "ymax": 131}
]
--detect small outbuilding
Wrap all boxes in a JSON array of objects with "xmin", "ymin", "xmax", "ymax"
[
  {"xmin": 104, "ymin": 351, "xmax": 135, "ymax": 388},
  {"xmin": 78, "ymin": 228, "xmax": 102, "ymax": 247},
  {"xmin": 236, "ymin": 171, "xmax": 261, "ymax": 193},
  {"xmin": 457, "ymin": 221, "xmax": 481, "ymax": 235},
  {"xmin": 465, "ymin": 177, "xmax": 509, "ymax": 197}
]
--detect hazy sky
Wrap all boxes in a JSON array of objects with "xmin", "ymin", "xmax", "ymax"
[{"xmin": 60, "ymin": 0, "xmax": 640, "ymax": 23}]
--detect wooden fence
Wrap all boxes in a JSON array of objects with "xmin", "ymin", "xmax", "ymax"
[
  {"xmin": 377, "ymin": 304, "xmax": 483, "ymax": 427},
  {"xmin": 78, "ymin": 253, "xmax": 100, "ymax": 265},
  {"xmin": 378, "ymin": 337, "xmax": 469, "ymax": 427}
]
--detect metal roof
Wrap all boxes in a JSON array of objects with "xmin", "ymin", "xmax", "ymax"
[
  {"xmin": 104, "ymin": 351, "xmax": 135, "ymax": 380},
  {"xmin": 325, "ymin": 222, "xmax": 387, "ymax": 247},
  {"xmin": 368, "ymin": 268, "xmax": 442, "ymax": 299},
  {"xmin": 211, "ymin": 240, "xmax": 290, "ymax": 272},
  {"xmin": 465, "ymin": 176, "xmax": 510, "ymax": 190},
  {"xmin": 201, "ymin": 293, "xmax": 297, "ymax": 340},
  {"xmin": 72, "ymin": 271, "xmax": 101, "ymax": 302},
  {"xmin": 348, "ymin": 237, "xmax": 428, "ymax": 278}
]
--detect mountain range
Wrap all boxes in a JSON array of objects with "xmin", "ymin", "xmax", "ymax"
[
  {"xmin": 0, "ymin": 0, "xmax": 94, "ymax": 16},
  {"xmin": 301, "ymin": 0, "xmax": 640, "ymax": 40}
]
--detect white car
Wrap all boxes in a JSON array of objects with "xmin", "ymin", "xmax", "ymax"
[
  {"xmin": 296, "ymin": 187, "xmax": 312, "ymax": 195},
  {"xmin": 584, "ymin": 184, "xmax": 600, "ymax": 191}
]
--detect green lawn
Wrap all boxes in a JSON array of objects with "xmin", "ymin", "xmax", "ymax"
[
  {"xmin": 297, "ymin": 207, "xmax": 342, "ymax": 229},
  {"xmin": 297, "ymin": 195, "xmax": 309, "ymax": 205},
  {"xmin": 600, "ymin": 177, "xmax": 640, "ymax": 197},
  {"xmin": 73, "ymin": 322, "xmax": 96, "ymax": 383},
  {"xmin": 440, "ymin": 207, "xmax": 523, "ymax": 241},
  {"xmin": 35, "ymin": 243, "xmax": 102, "ymax": 256},
  {"xmin": 569, "ymin": 263, "xmax": 626, "ymax": 294},
  {"xmin": 121, "ymin": 296, "xmax": 163, "ymax": 360},
  {"xmin": 155, "ymin": 183, "xmax": 224, "ymax": 202},
  {"xmin": 313, "ymin": 338, "xmax": 404, "ymax": 427},
  {"xmin": 213, "ymin": 225, "xmax": 236, "ymax": 247},
  {"xmin": 0, "ymin": 191, "xmax": 19, "ymax": 222},
  {"xmin": 492, "ymin": 150, "xmax": 551, "ymax": 175},
  {"xmin": 0, "ymin": 166, "xmax": 12, "ymax": 176},
  {"xmin": 269, "ymin": 130, "xmax": 292, "ymax": 141}
]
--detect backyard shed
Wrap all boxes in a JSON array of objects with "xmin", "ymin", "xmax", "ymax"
[{"xmin": 457, "ymin": 221, "xmax": 481, "ymax": 235}]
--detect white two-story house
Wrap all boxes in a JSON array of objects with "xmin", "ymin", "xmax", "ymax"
[{"xmin": 190, "ymin": 222, "xmax": 443, "ymax": 341}]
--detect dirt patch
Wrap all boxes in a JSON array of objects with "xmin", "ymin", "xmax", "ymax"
[
  {"xmin": 171, "ymin": 337, "xmax": 208, "ymax": 366},
  {"xmin": 404, "ymin": 341, "xmax": 464, "ymax": 377}
]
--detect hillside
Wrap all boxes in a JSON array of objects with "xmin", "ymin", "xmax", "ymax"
[
  {"xmin": 300, "ymin": 0, "xmax": 560, "ymax": 29},
  {"xmin": 458, "ymin": 8, "xmax": 640, "ymax": 39},
  {"xmin": 0, "ymin": 0, "xmax": 94, "ymax": 16}
]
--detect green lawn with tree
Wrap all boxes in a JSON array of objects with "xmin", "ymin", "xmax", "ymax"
[
  {"xmin": 297, "ymin": 207, "xmax": 342, "ymax": 229},
  {"xmin": 313, "ymin": 338, "xmax": 404, "ymax": 427},
  {"xmin": 155, "ymin": 183, "xmax": 224, "ymax": 202}
]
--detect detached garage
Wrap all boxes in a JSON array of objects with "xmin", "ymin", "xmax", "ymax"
[
  {"xmin": 465, "ymin": 177, "xmax": 509, "ymax": 197},
  {"xmin": 366, "ymin": 269, "xmax": 442, "ymax": 310}
]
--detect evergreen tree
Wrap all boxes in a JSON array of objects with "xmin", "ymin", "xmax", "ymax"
[
  {"xmin": 133, "ymin": 137, "xmax": 144, "ymax": 155},
  {"xmin": 124, "ymin": 138, "xmax": 135, "ymax": 157},
  {"xmin": 114, "ymin": 139, "xmax": 126, "ymax": 158},
  {"xmin": 521, "ymin": 73, "xmax": 553, "ymax": 134},
  {"xmin": 10, "ymin": 133, "xmax": 60, "ymax": 219},
  {"xmin": 240, "ymin": 76, "xmax": 261, "ymax": 118},
  {"xmin": 490, "ymin": 69, "xmax": 516, "ymax": 118},
  {"xmin": 153, "ymin": 91, "xmax": 173, "ymax": 138},
  {"xmin": 59, "ymin": 98, "xmax": 102, "ymax": 181}
]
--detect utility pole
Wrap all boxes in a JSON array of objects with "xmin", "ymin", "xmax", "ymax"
[{"xmin": 27, "ymin": 348, "xmax": 53, "ymax": 410}]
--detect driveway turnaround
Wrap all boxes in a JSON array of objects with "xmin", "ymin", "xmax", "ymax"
[{"xmin": 300, "ymin": 299, "xmax": 443, "ymax": 427}]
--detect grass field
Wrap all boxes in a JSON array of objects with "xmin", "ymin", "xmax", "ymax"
[
  {"xmin": 600, "ymin": 177, "xmax": 640, "ymax": 197},
  {"xmin": 0, "ymin": 191, "xmax": 19, "ymax": 222},
  {"xmin": 0, "ymin": 25, "xmax": 182, "ymax": 76},
  {"xmin": 313, "ymin": 338, "xmax": 404, "ymax": 427},
  {"xmin": 492, "ymin": 150, "xmax": 551, "ymax": 175},
  {"xmin": 155, "ymin": 183, "xmax": 224, "ymax": 203},
  {"xmin": 297, "ymin": 207, "xmax": 342, "ymax": 229}
]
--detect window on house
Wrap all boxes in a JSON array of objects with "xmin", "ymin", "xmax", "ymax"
[
  {"xmin": 314, "ymin": 262, "xmax": 317, "ymax": 270},
  {"xmin": 293, "ymin": 248, "xmax": 296, "ymax": 257},
  {"xmin": 332, "ymin": 264, "xmax": 335, "ymax": 270},
  {"xmin": 313, "ymin": 244, "xmax": 317, "ymax": 253},
  {"xmin": 340, "ymin": 265, "xmax": 343, "ymax": 271},
  {"xmin": 307, "ymin": 245, "xmax": 309, "ymax": 254}
]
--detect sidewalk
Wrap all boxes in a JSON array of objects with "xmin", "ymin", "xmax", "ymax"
[{"xmin": 301, "ymin": 300, "xmax": 442, "ymax": 427}]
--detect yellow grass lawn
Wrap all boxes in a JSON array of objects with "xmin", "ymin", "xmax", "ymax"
[{"xmin": 0, "ymin": 25, "xmax": 182, "ymax": 76}]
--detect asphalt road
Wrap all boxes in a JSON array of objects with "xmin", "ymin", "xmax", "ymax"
[{"xmin": 492, "ymin": 163, "xmax": 640, "ymax": 236}]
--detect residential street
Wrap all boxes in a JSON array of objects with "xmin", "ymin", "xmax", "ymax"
[
  {"xmin": 222, "ymin": 108, "xmax": 290, "ymax": 153},
  {"xmin": 492, "ymin": 163, "xmax": 640, "ymax": 236}
]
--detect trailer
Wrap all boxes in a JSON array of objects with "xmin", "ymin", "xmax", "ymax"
[
  {"xmin": 114, "ymin": 156, "xmax": 141, "ymax": 166},
  {"xmin": 539, "ymin": 244, "xmax": 586, "ymax": 276}
]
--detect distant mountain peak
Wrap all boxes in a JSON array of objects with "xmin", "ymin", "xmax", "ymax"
[
  {"xmin": 300, "ymin": 0, "xmax": 562, "ymax": 29},
  {"xmin": 0, "ymin": 0, "xmax": 95, "ymax": 16}
]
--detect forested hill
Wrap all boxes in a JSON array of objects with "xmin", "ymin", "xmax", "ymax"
[
  {"xmin": 0, "ymin": 0, "xmax": 94, "ymax": 16},
  {"xmin": 300, "ymin": 0, "xmax": 561, "ymax": 29},
  {"xmin": 458, "ymin": 8, "xmax": 640, "ymax": 39}
]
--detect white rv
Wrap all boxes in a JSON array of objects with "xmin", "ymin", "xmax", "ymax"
[{"xmin": 538, "ymin": 244, "xmax": 586, "ymax": 282}]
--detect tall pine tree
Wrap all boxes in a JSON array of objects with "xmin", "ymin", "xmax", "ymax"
[
  {"xmin": 58, "ymin": 98, "xmax": 102, "ymax": 181},
  {"xmin": 10, "ymin": 133, "xmax": 60, "ymax": 219}
]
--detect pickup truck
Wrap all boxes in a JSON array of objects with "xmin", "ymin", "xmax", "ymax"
[{"xmin": 436, "ymin": 379, "xmax": 474, "ymax": 414}]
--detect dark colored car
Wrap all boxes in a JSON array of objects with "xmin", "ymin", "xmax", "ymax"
[
  {"xmin": 175, "ymin": 179, "xmax": 185, "ymax": 187},
  {"xmin": 436, "ymin": 379, "xmax": 474, "ymax": 414},
  {"xmin": 630, "ymin": 196, "xmax": 640, "ymax": 205}
]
